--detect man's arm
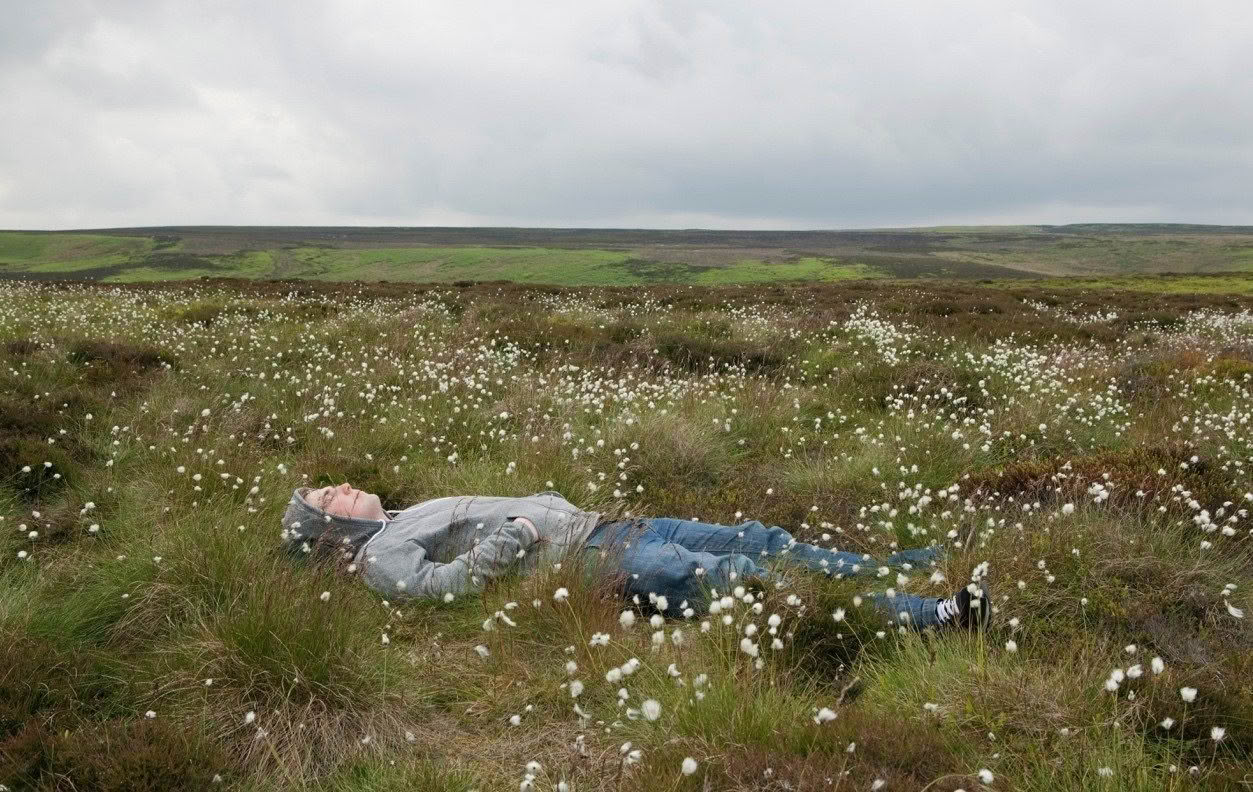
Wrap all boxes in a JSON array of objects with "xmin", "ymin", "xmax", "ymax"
[{"xmin": 384, "ymin": 518, "xmax": 539, "ymax": 599}]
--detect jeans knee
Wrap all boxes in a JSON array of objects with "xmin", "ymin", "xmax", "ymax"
[
  {"xmin": 633, "ymin": 556, "xmax": 702, "ymax": 603},
  {"xmin": 761, "ymin": 524, "xmax": 795, "ymax": 554},
  {"xmin": 709, "ymin": 554, "xmax": 767, "ymax": 589}
]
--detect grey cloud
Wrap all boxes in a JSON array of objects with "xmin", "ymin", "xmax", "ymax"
[{"xmin": 1, "ymin": 0, "xmax": 1251, "ymax": 229}]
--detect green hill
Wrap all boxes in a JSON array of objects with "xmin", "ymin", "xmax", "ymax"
[{"xmin": 2, "ymin": 224, "xmax": 1252, "ymax": 286}]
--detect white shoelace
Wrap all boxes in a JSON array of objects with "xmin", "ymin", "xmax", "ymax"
[{"xmin": 936, "ymin": 595, "xmax": 961, "ymax": 624}]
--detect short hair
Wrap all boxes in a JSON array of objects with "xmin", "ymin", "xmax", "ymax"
[{"xmin": 306, "ymin": 485, "xmax": 336, "ymax": 513}]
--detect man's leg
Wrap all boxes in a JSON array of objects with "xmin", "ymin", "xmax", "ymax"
[
  {"xmin": 583, "ymin": 518, "xmax": 957, "ymax": 631},
  {"xmin": 874, "ymin": 590, "xmax": 943, "ymax": 629},
  {"xmin": 646, "ymin": 518, "xmax": 957, "ymax": 628},
  {"xmin": 648, "ymin": 517, "xmax": 938, "ymax": 579},
  {"xmin": 586, "ymin": 521, "xmax": 771, "ymax": 612}
]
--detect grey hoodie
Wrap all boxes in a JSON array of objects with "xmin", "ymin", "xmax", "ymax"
[{"xmin": 281, "ymin": 489, "xmax": 602, "ymax": 599}]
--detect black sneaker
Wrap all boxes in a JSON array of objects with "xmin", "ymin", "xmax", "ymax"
[{"xmin": 936, "ymin": 582, "xmax": 990, "ymax": 630}]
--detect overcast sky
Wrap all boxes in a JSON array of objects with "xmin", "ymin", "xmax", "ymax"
[{"xmin": 2, "ymin": 0, "xmax": 1251, "ymax": 230}]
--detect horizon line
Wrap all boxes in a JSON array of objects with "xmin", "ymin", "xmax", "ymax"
[{"xmin": 6, "ymin": 221, "xmax": 1253, "ymax": 235}]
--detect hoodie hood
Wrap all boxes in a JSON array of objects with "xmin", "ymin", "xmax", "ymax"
[{"xmin": 281, "ymin": 487, "xmax": 387, "ymax": 554}]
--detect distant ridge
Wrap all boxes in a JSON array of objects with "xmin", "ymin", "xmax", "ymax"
[
  {"xmin": 14, "ymin": 222, "xmax": 1253, "ymax": 237},
  {"xmin": 3, "ymin": 224, "xmax": 1252, "ymax": 284}
]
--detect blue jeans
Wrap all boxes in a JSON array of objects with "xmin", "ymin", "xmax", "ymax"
[{"xmin": 584, "ymin": 517, "xmax": 946, "ymax": 628}]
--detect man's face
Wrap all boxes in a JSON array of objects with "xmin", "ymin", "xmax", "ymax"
[{"xmin": 307, "ymin": 482, "xmax": 387, "ymax": 521}]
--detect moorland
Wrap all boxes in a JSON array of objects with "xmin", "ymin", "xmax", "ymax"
[
  {"xmin": 3, "ymin": 224, "xmax": 1253, "ymax": 287},
  {"xmin": 1, "ymin": 274, "xmax": 1251, "ymax": 790}
]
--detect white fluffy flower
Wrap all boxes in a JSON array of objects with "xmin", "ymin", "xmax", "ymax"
[{"xmin": 641, "ymin": 699, "xmax": 661, "ymax": 720}]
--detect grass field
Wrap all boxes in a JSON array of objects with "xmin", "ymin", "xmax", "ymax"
[
  {"xmin": 2, "ymin": 277, "xmax": 1251, "ymax": 791},
  {"xmin": 3, "ymin": 225, "xmax": 1253, "ymax": 286},
  {"xmin": 982, "ymin": 274, "xmax": 1253, "ymax": 295}
]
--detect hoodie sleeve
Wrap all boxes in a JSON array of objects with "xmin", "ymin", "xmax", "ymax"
[{"xmin": 376, "ymin": 518, "xmax": 539, "ymax": 599}]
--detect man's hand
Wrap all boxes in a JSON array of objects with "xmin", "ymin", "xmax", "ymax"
[{"xmin": 514, "ymin": 516, "xmax": 539, "ymax": 544}]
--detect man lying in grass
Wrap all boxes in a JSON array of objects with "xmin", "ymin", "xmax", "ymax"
[{"xmin": 282, "ymin": 483, "xmax": 989, "ymax": 630}]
